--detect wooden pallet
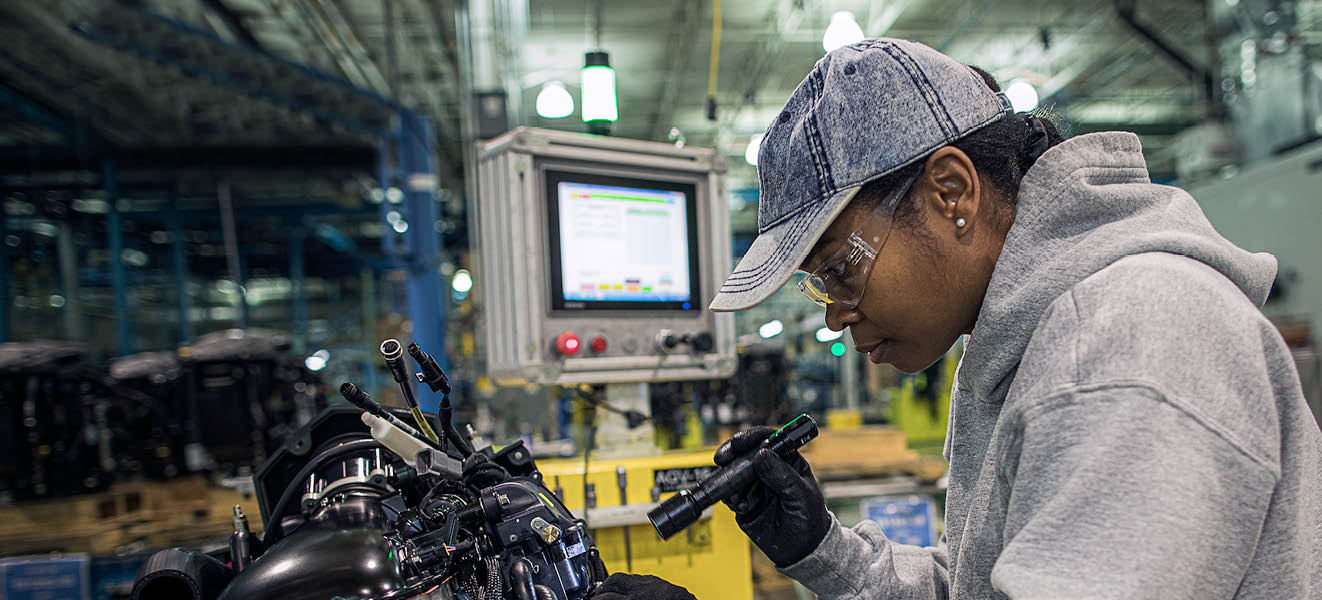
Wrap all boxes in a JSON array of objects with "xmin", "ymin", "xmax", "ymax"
[
  {"xmin": 0, "ymin": 477, "xmax": 264, "ymax": 556},
  {"xmin": 803, "ymin": 426, "xmax": 947, "ymax": 482}
]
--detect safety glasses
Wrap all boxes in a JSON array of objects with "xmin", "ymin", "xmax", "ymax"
[{"xmin": 797, "ymin": 173, "xmax": 917, "ymax": 308}]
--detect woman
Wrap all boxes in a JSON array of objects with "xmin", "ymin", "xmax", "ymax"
[{"xmin": 595, "ymin": 38, "xmax": 1322, "ymax": 599}]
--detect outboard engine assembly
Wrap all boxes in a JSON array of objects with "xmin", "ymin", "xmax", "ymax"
[{"xmin": 131, "ymin": 340, "xmax": 606, "ymax": 600}]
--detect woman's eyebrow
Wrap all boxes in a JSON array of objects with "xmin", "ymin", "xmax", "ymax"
[{"xmin": 801, "ymin": 234, "xmax": 838, "ymax": 271}]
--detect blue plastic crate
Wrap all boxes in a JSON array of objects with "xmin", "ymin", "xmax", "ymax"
[
  {"xmin": 90, "ymin": 554, "xmax": 150, "ymax": 600},
  {"xmin": 861, "ymin": 495, "xmax": 938, "ymax": 547},
  {"xmin": 1, "ymin": 554, "xmax": 90, "ymax": 600}
]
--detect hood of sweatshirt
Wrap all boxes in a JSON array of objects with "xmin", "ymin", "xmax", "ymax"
[{"xmin": 960, "ymin": 131, "xmax": 1278, "ymax": 402}]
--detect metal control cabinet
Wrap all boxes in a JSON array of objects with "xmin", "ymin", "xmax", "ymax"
[{"xmin": 474, "ymin": 127, "xmax": 735, "ymax": 385}]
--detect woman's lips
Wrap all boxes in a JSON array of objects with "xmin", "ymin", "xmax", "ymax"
[
  {"xmin": 868, "ymin": 343, "xmax": 889, "ymax": 364},
  {"xmin": 856, "ymin": 338, "xmax": 892, "ymax": 364}
]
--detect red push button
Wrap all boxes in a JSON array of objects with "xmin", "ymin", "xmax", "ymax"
[
  {"xmin": 555, "ymin": 331, "xmax": 581, "ymax": 356},
  {"xmin": 590, "ymin": 336, "xmax": 607, "ymax": 353}
]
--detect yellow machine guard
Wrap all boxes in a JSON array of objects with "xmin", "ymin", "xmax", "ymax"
[{"xmin": 538, "ymin": 450, "xmax": 753, "ymax": 600}]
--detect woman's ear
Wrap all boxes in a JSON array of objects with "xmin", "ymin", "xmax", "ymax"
[{"xmin": 919, "ymin": 147, "xmax": 980, "ymax": 236}]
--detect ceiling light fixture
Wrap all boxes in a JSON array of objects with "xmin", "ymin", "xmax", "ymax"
[
  {"xmin": 1006, "ymin": 79, "xmax": 1039, "ymax": 112},
  {"xmin": 452, "ymin": 269, "xmax": 473, "ymax": 294},
  {"xmin": 535, "ymin": 81, "xmax": 574, "ymax": 119},
  {"xmin": 823, "ymin": 11, "xmax": 865, "ymax": 53},
  {"xmin": 744, "ymin": 133, "xmax": 764, "ymax": 166},
  {"xmin": 305, "ymin": 349, "xmax": 329, "ymax": 371},
  {"xmin": 815, "ymin": 327, "xmax": 844, "ymax": 343}
]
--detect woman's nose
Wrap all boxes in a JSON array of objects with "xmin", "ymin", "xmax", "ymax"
[{"xmin": 824, "ymin": 302, "xmax": 862, "ymax": 332}]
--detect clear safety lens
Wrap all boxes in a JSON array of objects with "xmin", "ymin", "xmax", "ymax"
[
  {"xmin": 798, "ymin": 171, "xmax": 917, "ymax": 310},
  {"xmin": 798, "ymin": 274, "xmax": 833, "ymax": 307},
  {"xmin": 798, "ymin": 232, "xmax": 879, "ymax": 308}
]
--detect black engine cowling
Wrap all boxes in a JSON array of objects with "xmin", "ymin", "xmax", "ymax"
[{"xmin": 219, "ymin": 496, "xmax": 404, "ymax": 600}]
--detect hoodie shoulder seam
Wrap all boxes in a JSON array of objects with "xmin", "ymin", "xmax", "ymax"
[
  {"xmin": 1014, "ymin": 380, "xmax": 1280, "ymax": 478},
  {"xmin": 1071, "ymin": 253, "xmax": 1272, "ymax": 339},
  {"xmin": 1068, "ymin": 288, "xmax": 1082, "ymax": 386}
]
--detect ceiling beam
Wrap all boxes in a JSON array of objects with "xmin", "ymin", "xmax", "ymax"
[
  {"xmin": 866, "ymin": 0, "xmax": 919, "ymax": 37},
  {"xmin": 1115, "ymin": 0, "xmax": 1215, "ymax": 104},
  {"xmin": 257, "ymin": 0, "xmax": 342, "ymax": 72},
  {"xmin": 294, "ymin": 0, "xmax": 391, "ymax": 94},
  {"xmin": 412, "ymin": 0, "xmax": 465, "ymax": 173},
  {"xmin": 199, "ymin": 0, "xmax": 265, "ymax": 51},
  {"xmin": 716, "ymin": 0, "xmax": 808, "ymax": 150},
  {"xmin": 650, "ymin": 0, "xmax": 704, "ymax": 140},
  {"xmin": 413, "ymin": 0, "xmax": 462, "ymax": 101},
  {"xmin": 1069, "ymin": 120, "xmax": 1200, "ymax": 136},
  {"xmin": 383, "ymin": 0, "xmax": 461, "ymax": 171},
  {"xmin": 0, "ymin": 144, "xmax": 376, "ymax": 173},
  {"xmin": 937, "ymin": 0, "xmax": 1000, "ymax": 52}
]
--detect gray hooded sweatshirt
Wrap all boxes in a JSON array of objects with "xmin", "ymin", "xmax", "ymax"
[{"xmin": 780, "ymin": 132, "xmax": 1322, "ymax": 599}]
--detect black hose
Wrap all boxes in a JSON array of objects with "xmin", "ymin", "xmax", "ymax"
[
  {"xmin": 438, "ymin": 396, "xmax": 474, "ymax": 457},
  {"xmin": 261, "ymin": 437, "xmax": 382, "ymax": 546},
  {"xmin": 131, "ymin": 548, "xmax": 232, "ymax": 600},
  {"xmin": 508, "ymin": 558, "xmax": 535, "ymax": 600},
  {"xmin": 438, "ymin": 401, "xmax": 453, "ymax": 454}
]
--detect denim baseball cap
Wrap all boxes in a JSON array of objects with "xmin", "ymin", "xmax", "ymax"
[{"xmin": 709, "ymin": 38, "xmax": 1012, "ymax": 312}]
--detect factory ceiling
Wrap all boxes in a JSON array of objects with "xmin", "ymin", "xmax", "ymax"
[{"xmin": 0, "ymin": 0, "xmax": 1243, "ymax": 189}]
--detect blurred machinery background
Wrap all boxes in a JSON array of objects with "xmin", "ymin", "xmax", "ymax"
[{"xmin": 0, "ymin": 0, "xmax": 1319, "ymax": 598}]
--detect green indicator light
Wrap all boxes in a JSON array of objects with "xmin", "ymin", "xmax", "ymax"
[
  {"xmin": 581, "ymin": 63, "xmax": 618, "ymax": 123},
  {"xmin": 830, "ymin": 341, "xmax": 847, "ymax": 357}
]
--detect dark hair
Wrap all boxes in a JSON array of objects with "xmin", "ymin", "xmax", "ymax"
[{"xmin": 857, "ymin": 65, "xmax": 1064, "ymax": 227}]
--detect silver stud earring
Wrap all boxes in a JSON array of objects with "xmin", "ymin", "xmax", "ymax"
[{"xmin": 956, "ymin": 218, "xmax": 967, "ymax": 229}]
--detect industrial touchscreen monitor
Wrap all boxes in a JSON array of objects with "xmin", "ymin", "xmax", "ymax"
[{"xmin": 545, "ymin": 170, "xmax": 701, "ymax": 311}]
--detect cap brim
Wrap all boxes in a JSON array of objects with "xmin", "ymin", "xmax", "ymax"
[{"xmin": 709, "ymin": 186, "xmax": 862, "ymax": 312}]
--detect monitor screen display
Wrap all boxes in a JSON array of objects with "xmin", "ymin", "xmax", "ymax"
[{"xmin": 545, "ymin": 170, "xmax": 700, "ymax": 311}]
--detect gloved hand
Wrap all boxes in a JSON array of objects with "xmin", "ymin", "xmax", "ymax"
[
  {"xmin": 590, "ymin": 573, "xmax": 696, "ymax": 600},
  {"xmin": 713, "ymin": 427, "xmax": 831, "ymax": 568}
]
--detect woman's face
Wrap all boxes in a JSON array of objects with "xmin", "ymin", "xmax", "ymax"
[{"xmin": 801, "ymin": 147, "xmax": 1007, "ymax": 373}]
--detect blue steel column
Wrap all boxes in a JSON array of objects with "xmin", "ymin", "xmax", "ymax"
[
  {"xmin": 380, "ymin": 136, "xmax": 401, "ymax": 260},
  {"xmin": 104, "ymin": 158, "xmax": 131, "ymax": 356},
  {"xmin": 361, "ymin": 266, "xmax": 379, "ymax": 396},
  {"xmin": 0, "ymin": 197, "xmax": 7, "ymax": 342},
  {"xmin": 290, "ymin": 229, "xmax": 308, "ymax": 355},
  {"xmin": 399, "ymin": 109, "xmax": 447, "ymax": 413},
  {"xmin": 168, "ymin": 183, "xmax": 192, "ymax": 343},
  {"xmin": 374, "ymin": 134, "xmax": 394, "ymax": 392}
]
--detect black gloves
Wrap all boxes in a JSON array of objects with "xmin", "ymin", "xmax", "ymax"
[
  {"xmin": 713, "ymin": 427, "xmax": 831, "ymax": 568},
  {"xmin": 590, "ymin": 574, "xmax": 696, "ymax": 600}
]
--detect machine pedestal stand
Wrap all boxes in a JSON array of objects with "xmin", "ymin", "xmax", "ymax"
[{"xmin": 592, "ymin": 382, "xmax": 660, "ymax": 459}]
